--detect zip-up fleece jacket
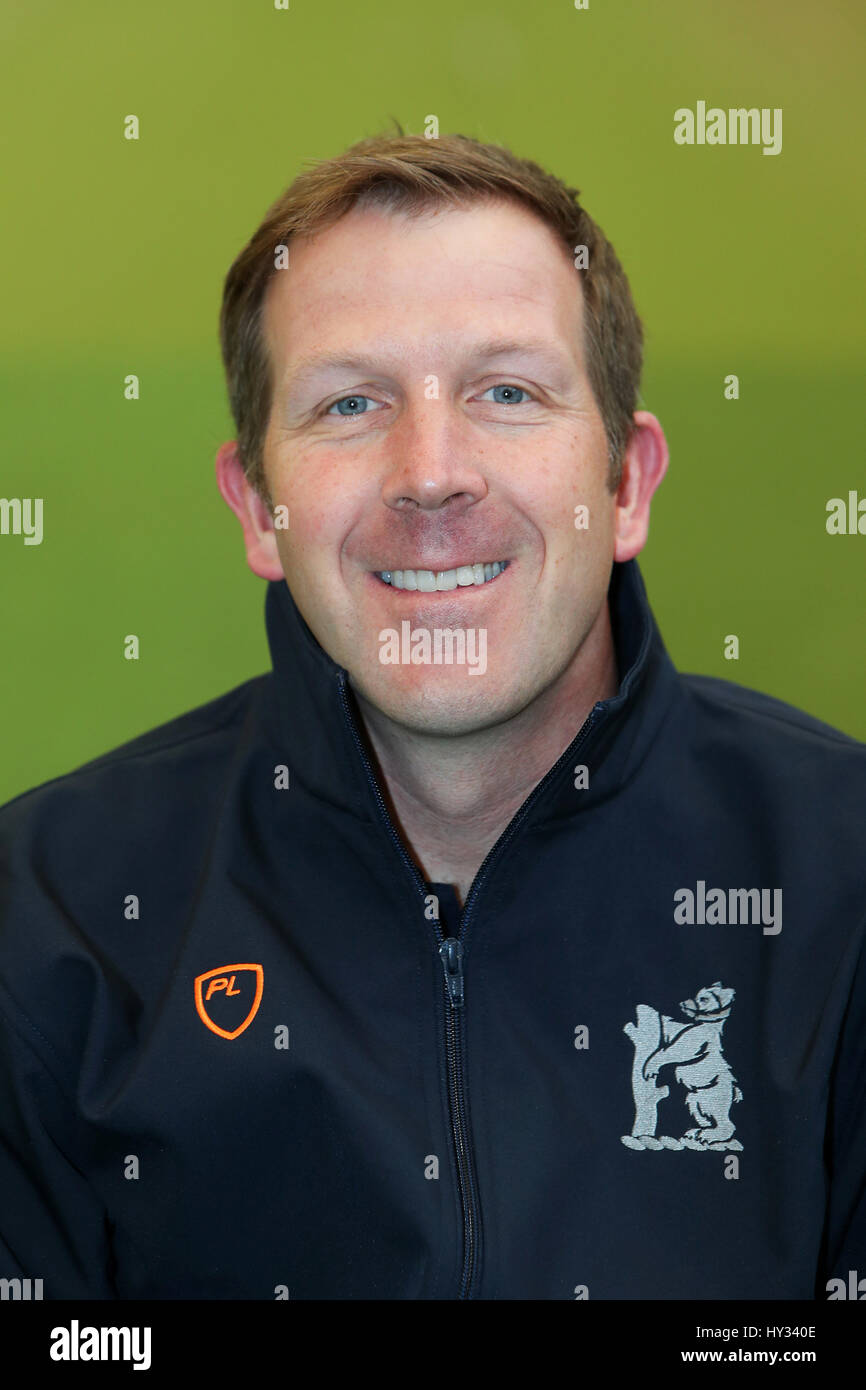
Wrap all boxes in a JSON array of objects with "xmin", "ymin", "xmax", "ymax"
[{"xmin": 1, "ymin": 559, "xmax": 864, "ymax": 1301}]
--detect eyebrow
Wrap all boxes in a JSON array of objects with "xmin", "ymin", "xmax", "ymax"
[{"xmin": 279, "ymin": 336, "xmax": 577, "ymax": 400}]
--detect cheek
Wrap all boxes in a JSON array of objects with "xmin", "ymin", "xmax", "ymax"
[
  {"xmin": 270, "ymin": 453, "xmax": 360, "ymax": 569},
  {"xmin": 509, "ymin": 430, "xmax": 611, "ymax": 537},
  {"xmin": 527, "ymin": 487, "xmax": 616, "ymax": 573}
]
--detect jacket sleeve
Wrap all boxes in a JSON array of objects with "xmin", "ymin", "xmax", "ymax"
[
  {"xmin": 820, "ymin": 926, "xmax": 866, "ymax": 1292},
  {"xmin": 0, "ymin": 999, "xmax": 116, "ymax": 1298}
]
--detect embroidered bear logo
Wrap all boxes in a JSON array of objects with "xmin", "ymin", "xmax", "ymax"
[{"xmin": 621, "ymin": 982, "xmax": 743, "ymax": 1152}]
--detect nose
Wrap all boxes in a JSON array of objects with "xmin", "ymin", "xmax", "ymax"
[{"xmin": 380, "ymin": 398, "xmax": 489, "ymax": 514}]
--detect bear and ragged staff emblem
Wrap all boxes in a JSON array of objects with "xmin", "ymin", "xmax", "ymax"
[{"xmin": 622, "ymin": 982, "xmax": 743, "ymax": 1151}]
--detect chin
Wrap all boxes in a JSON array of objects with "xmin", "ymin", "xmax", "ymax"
[{"xmin": 353, "ymin": 669, "xmax": 522, "ymax": 738}]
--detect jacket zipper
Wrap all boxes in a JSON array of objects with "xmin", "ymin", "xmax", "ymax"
[
  {"xmin": 438, "ymin": 936, "xmax": 474, "ymax": 1297},
  {"xmin": 338, "ymin": 673, "xmax": 603, "ymax": 1299}
]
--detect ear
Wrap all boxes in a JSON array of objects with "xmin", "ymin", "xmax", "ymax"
[
  {"xmin": 613, "ymin": 411, "xmax": 670, "ymax": 563},
  {"xmin": 215, "ymin": 442, "xmax": 284, "ymax": 581}
]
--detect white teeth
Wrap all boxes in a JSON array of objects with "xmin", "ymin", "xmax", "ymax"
[{"xmin": 377, "ymin": 561, "xmax": 509, "ymax": 589}]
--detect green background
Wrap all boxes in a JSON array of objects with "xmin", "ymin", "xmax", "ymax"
[{"xmin": 2, "ymin": 0, "xmax": 863, "ymax": 804}]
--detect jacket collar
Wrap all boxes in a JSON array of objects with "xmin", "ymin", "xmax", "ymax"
[{"xmin": 261, "ymin": 558, "xmax": 681, "ymax": 825}]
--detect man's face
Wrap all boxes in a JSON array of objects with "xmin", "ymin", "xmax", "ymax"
[{"xmin": 258, "ymin": 197, "xmax": 619, "ymax": 735}]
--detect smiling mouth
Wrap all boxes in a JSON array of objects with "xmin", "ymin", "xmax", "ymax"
[{"xmin": 375, "ymin": 561, "xmax": 510, "ymax": 592}]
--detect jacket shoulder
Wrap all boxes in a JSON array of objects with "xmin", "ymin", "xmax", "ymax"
[
  {"xmin": 0, "ymin": 674, "xmax": 269, "ymax": 827},
  {"xmin": 0, "ymin": 676, "xmax": 275, "ymax": 1080},
  {"xmin": 680, "ymin": 672, "xmax": 865, "ymax": 753}
]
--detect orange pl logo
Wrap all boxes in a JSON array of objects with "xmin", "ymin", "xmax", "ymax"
[{"xmin": 194, "ymin": 963, "xmax": 264, "ymax": 1040}]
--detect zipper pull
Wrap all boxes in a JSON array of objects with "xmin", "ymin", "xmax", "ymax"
[{"xmin": 439, "ymin": 937, "xmax": 465, "ymax": 1008}]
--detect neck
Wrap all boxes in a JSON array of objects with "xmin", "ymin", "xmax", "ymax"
[{"xmin": 352, "ymin": 600, "xmax": 618, "ymax": 906}]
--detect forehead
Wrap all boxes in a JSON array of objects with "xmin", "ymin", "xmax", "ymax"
[{"xmin": 261, "ymin": 197, "xmax": 587, "ymax": 381}]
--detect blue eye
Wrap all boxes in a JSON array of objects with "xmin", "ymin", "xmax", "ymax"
[
  {"xmin": 326, "ymin": 394, "xmax": 382, "ymax": 416},
  {"xmin": 480, "ymin": 384, "xmax": 532, "ymax": 404}
]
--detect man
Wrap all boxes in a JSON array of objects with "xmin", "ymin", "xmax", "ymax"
[{"xmin": 1, "ymin": 132, "xmax": 863, "ymax": 1301}]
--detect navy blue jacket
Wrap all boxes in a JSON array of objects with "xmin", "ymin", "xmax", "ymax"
[{"xmin": 1, "ymin": 559, "xmax": 864, "ymax": 1299}]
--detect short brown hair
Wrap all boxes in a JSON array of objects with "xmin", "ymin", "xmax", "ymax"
[{"xmin": 219, "ymin": 129, "xmax": 644, "ymax": 496}]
